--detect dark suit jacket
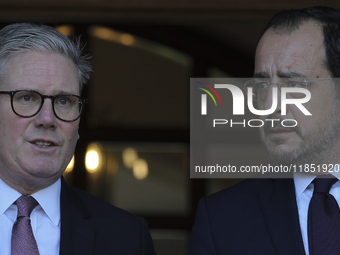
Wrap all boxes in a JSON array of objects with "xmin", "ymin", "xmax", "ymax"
[
  {"xmin": 59, "ymin": 178, "xmax": 156, "ymax": 255},
  {"xmin": 189, "ymin": 178, "xmax": 306, "ymax": 255}
]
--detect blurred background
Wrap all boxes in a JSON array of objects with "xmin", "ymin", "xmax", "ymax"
[{"xmin": 2, "ymin": 1, "xmax": 340, "ymax": 254}]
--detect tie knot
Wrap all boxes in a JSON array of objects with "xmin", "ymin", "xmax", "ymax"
[
  {"xmin": 15, "ymin": 195, "xmax": 38, "ymax": 218},
  {"xmin": 313, "ymin": 175, "xmax": 338, "ymax": 193}
]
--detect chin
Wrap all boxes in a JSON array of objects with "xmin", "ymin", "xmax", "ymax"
[
  {"xmin": 23, "ymin": 162, "xmax": 63, "ymax": 179},
  {"xmin": 265, "ymin": 143, "xmax": 301, "ymax": 164}
]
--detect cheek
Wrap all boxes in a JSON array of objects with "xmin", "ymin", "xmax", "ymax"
[
  {"xmin": 291, "ymin": 99, "xmax": 333, "ymax": 133},
  {"xmin": 63, "ymin": 122, "xmax": 79, "ymax": 144},
  {"xmin": 0, "ymin": 116, "xmax": 27, "ymax": 141}
]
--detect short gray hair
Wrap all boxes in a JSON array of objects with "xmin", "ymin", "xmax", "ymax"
[{"xmin": 0, "ymin": 23, "xmax": 92, "ymax": 91}]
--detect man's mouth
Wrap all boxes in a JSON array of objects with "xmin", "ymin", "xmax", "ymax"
[{"xmin": 33, "ymin": 141, "xmax": 55, "ymax": 148}]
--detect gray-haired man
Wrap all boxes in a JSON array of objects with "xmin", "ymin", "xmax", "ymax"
[{"xmin": 0, "ymin": 23, "xmax": 155, "ymax": 255}]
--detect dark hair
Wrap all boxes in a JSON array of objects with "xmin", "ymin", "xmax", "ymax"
[
  {"xmin": 0, "ymin": 23, "xmax": 92, "ymax": 91},
  {"xmin": 264, "ymin": 6, "xmax": 340, "ymax": 78}
]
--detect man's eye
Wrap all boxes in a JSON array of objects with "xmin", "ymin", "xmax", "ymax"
[
  {"xmin": 58, "ymin": 97, "xmax": 70, "ymax": 105},
  {"xmin": 255, "ymin": 82, "xmax": 269, "ymax": 91},
  {"xmin": 22, "ymin": 95, "xmax": 32, "ymax": 101},
  {"xmin": 18, "ymin": 93, "xmax": 38, "ymax": 102},
  {"xmin": 287, "ymin": 81, "xmax": 305, "ymax": 88}
]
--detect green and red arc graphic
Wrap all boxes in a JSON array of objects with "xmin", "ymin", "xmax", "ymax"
[{"xmin": 197, "ymin": 82, "xmax": 222, "ymax": 106}]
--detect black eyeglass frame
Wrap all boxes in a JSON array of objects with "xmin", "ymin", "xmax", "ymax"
[
  {"xmin": 243, "ymin": 78, "xmax": 330, "ymax": 97},
  {"xmin": 0, "ymin": 90, "xmax": 87, "ymax": 122}
]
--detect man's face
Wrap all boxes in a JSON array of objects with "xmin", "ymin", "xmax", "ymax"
[
  {"xmin": 255, "ymin": 21, "xmax": 340, "ymax": 165},
  {"xmin": 0, "ymin": 51, "xmax": 80, "ymax": 194}
]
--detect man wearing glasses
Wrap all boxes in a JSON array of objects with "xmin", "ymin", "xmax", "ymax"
[
  {"xmin": 189, "ymin": 6, "xmax": 340, "ymax": 255},
  {"xmin": 0, "ymin": 23, "xmax": 155, "ymax": 255}
]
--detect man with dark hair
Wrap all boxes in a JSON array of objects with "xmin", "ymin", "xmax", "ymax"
[
  {"xmin": 0, "ymin": 23, "xmax": 155, "ymax": 255},
  {"xmin": 189, "ymin": 6, "xmax": 340, "ymax": 255}
]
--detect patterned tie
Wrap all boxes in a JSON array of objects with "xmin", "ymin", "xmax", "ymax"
[
  {"xmin": 308, "ymin": 175, "xmax": 340, "ymax": 255},
  {"xmin": 11, "ymin": 195, "xmax": 40, "ymax": 255}
]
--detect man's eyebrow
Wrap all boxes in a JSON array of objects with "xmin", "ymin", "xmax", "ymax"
[
  {"xmin": 54, "ymin": 90, "xmax": 77, "ymax": 95},
  {"xmin": 253, "ymin": 71, "xmax": 307, "ymax": 79},
  {"xmin": 253, "ymin": 72, "xmax": 269, "ymax": 78},
  {"xmin": 277, "ymin": 71, "xmax": 307, "ymax": 78}
]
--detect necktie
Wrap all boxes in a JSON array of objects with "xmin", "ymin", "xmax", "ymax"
[
  {"xmin": 11, "ymin": 195, "xmax": 40, "ymax": 255},
  {"xmin": 308, "ymin": 175, "xmax": 340, "ymax": 255}
]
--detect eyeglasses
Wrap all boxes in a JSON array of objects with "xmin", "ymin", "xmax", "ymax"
[
  {"xmin": 244, "ymin": 78, "xmax": 327, "ymax": 102},
  {"xmin": 0, "ymin": 90, "xmax": 87, "ymax": 122}
]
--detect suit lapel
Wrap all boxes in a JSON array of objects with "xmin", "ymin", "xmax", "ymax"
[
  {"xmin": 258, "ymin": 178, "xmax": 306, "ymax": 255},
  {"xmin": 59, "ymin": 178, "xmax": 95, "ymax": 255}
]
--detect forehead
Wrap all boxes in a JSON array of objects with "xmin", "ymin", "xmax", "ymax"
[
  {"xmin": 3, "ymin": 51, "xmax": 80, "ymax": 94},
  {"xmin": 254, "ymin": 21, "xmax": 330, "ymax": 79}
]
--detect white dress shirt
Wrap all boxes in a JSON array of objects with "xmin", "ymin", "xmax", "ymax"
[
  {"xmin": 294, "ymin": 171, "xmax": 340, "ymax": 255},
  {"xmin": 0, "ymin": 178, "xmax": 61, "ymax": 255}
]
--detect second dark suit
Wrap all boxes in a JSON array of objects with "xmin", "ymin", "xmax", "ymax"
[{"xmin": 189, "ymin": 178, "xmax": 306, "ymax": 255}]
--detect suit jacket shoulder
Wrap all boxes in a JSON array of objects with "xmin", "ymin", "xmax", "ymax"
[
  {"xmin": 60, "ymin": 179, "xmax": 156, "ymax": 255},
  {"xmin": 205, "ymin": 178, "xmax": 275, "ymax": 207},
  {"xmin": 189, "ymin": 178, "xmax": 306, "ymax": 255}
]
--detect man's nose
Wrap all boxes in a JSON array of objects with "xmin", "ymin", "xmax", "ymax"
[
  {"xmin": 33, "ymin": 99, "xmax": 58, "ymax": 128},
  {"xmin": 263, "ymin": 85, "xmax": 282, "ymax": 116}
]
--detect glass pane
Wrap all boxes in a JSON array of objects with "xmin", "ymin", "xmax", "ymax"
[
  {"xmin": 85, "ymin": 142, "xmax": 190, "ymax": 216},
  {"xmin": 88, "ymin": 26, "xmax": 192, "ymax": 129}
]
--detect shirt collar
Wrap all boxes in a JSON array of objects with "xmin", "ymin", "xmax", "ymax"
[
  {"xmin": 294, "ymin": 169, "xmax": 340, "ymax": 198},
  {"xmin": 31, "ymin": 179, "xmax": 61, "ymax": 227},
  {"xmin": 0, "ymin": 178, "xmax": 21, "ymax": 217},
  {"xmin": 0, "ymin": 177, "xmax": 61, "ymax": 227},
  {"xmin": 293, "ymin": 172, "xmax": 316, "ymax": 198}
]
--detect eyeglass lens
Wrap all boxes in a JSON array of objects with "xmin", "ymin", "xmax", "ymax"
[
  {"xmin": 245, "ymin": 79, "xmax": 309, "ymax": 101},
  {"xmin": 12, "ymin": 90, "xmax": 83, "ymax": 121}
]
